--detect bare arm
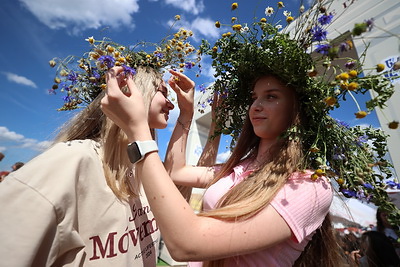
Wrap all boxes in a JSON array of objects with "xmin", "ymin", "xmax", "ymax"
[
  {"xmin": 164, "ymin": 70, "xmax": 216, "ymax": 188},
  {"xmin": 101, "ymin": 67, "xmax": 292, "ymax": 262}
]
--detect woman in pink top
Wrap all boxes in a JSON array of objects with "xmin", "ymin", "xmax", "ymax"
[
  {"xmin": 101, "ymin": 69, "xmax": 344, "ymax": 266},
  {"xmin": 100, "ymin": 2, "xmax": 396, "ymax": 266}
]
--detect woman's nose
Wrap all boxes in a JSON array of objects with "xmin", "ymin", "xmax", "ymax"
[
  {"xmin": 166, "ymin": 98, "xmax": 174, "ymax": 110},
  {"xmin": 250, "ymin": 99, "xmax": 263, "ymax": 111}
]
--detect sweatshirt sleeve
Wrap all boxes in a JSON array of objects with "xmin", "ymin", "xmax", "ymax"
[{"xmin": 0, "ymin": 176, "xmax": 59, "ymax": 266}]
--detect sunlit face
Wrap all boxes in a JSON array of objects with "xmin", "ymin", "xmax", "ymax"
[
  {"xmin": 249, "ymin": 76, "xmax": 296, "ymax": 140},
  {"xmin": 148, "ymin": 81, "xmax": 174, "ymax": 129}
]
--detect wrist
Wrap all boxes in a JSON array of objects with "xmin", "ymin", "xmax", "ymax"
[{"xmin": 125, "ymin": 123, "xmax": 153, "ymax": 143}]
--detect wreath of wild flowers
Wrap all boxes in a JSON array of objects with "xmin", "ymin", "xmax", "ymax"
[
  {"xmin": 49, "ymin": 16, "xmax": 201, "ymax": 111},
  {"xmin": 199, "ymin": 1, "xmax": 400, "ymax": 227}
]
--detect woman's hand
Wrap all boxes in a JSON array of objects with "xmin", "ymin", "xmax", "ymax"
[
  {"xmin": 101, "ymin": 67, "xmax": 152, "ymax": 141},
  {"xmin": 168, "ymin": 70, "xmax": 195, "ymax": 115}
]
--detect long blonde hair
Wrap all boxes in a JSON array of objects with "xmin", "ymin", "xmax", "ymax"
[
  {"xmin": 201, "ymin": 75, "xmax": 345, "ymax": 267},
  {"xmin": 54, "ymin": 66, "xmax": 163, "ymax": 201}
]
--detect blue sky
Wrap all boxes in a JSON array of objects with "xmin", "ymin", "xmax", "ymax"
[{"xmin": 0, "ymin": 0, "xmax": 379, "ymax": 172}]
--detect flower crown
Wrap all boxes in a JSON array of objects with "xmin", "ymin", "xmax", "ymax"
[
  {"xmin": 49, "ymin": 24, "xmax": 201, "ymax": 110},
  {"xmin": 199, "ymin": 2, "xmax": 400, "ymax": 226}
]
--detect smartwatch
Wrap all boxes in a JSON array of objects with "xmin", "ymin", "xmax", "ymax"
[{"xmin": 127, "ymin": 140, "xmax": 158, "ymax": 164}]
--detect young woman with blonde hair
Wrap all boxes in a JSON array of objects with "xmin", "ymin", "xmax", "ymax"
[{"xmin": 0, "ymin": 66, "xmax": 174, "ymax": 266}]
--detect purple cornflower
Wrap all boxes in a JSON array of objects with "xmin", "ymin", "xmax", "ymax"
[
  {"xmin": 48, "ymin": 89, "xmax": 56, "ymax": 95},
  {"xmin": 98, "ymin": 55, "xmax": 115, "ymax": 68},
  {"xmin": 318, "ymin": 13, "xmax": 334, "ymax": 25},
  {"xmin": 339, "ymin": 42, "xmax": 351, "ymax": 53},
  {"xmin": 67, "ymin": 71, "xmax": 78, "ymax": 84},
  {"xmin": 315, "ymin": 43, "xmax": 331, "ymax": 55},
  {"xmin": 386, "ymin": 180, "xmax": 397, "ymax": 188},
  {"xmin": 122, "ymin": 65, "xmax": 136, "ymax": 76},
  {"xmin": 311, "ymin": 26, "xmax": 327, "ymax": 41},
  {"xmin": 365, "ymin": 18, "xmax": 374, "ymax": 31},
  {"xmin": 345, "ymin": 61, "xmax": 356, "ymax": 69}
]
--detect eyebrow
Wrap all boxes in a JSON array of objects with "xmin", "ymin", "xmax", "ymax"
[{"xmin": 251, "ymin": 88, "xmax": 281, "ymax": 95}]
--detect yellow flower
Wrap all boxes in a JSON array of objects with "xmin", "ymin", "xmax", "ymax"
[
  {"xmin": 231, "ymin": 3, "xmax": 238, "ymax": 10},
  {"xmin": 215, "ymin": 21, "xmax": 221, "ymax": 28},
  {"xmin": 347, "ymin": 82, "xmax": 359, "ymax": 91},
  {"xmin": 232, "ymin": 24, "xmax": 242, "ymax": 31},
  {"xmin": 337, "ymin": 178, "xmax": 345, "ymax": 185},
  {"xmin": 286, "ymin": 16, "xmax": 294, "ymax": 23},
  {"xmin": 231, "ymin": 17, "xmax": 237, "ymax": 22},
  {"xmin": 175, "ymin": 15, "xmax": 181, "ymax": 20},
  {"xmin": 260, "ymin": 18, "xmax": 267, "ymax": 23},
  {"xmin": 340, "ymin": 81, "xmax": 348, "ymax": 90},
  {"xmin": 376, "ymin": 63, "xmax": 385, "ymax": 72},
  {"xmin": 106, "ymin": 45, "xmax": 115, "ymax": 53},
  {"xmin": 277, "ymin": 1, "xmax": 285, "ymax": 8},
  {"xmin": 310, "ymin": 146, "xmax": 320, "ymax": 153},
  {"xmin": 348, "ymin": 70, "xmax": 358, "ymax": 78},
  {"xmin": 355, "ymin": 111, "xmax": 367, "ymax": 119},
  {"xmin": 346, "ymin": 40, "xmax": 353, "ymax": 49},
  {"xmin": 85, "ymin": 36, "xmax": 95, "ymax": 44},
  {"xmin": 60, "ymin": 69, "xmax": 68, "ymax": 76},
  {"xmin": 212, "ymin": 46, "xmax": 218, "ymax": 52},
  {"xmin": 146, "ymin": 54, "xmax": 151, "ymax": 58},
  {"xmin": 324, "ymin": 96, "xmax": 337, "ymax": 106},
  {"xmin": 388, "ymin": 121, "xmax": 399, "ymax": 129},
  {"xmin": 315, "ymin": 169, "xmax": 325, "ymax": 176},
  {"xmin": 222, "ymin": 32, "xmax": 232, "ymax": 37},
  {"xmin": 54, "ymin": 77, "xmax": 61, "ymax": 84},
  {"xmin": 101, "ymin": 84, "xmax": 107, "ymax": 90},
  {"xmin": 49, "ymin": 59, "xmax": 57, "ymax": 68},
  {"xmin": 311, "ymin": 173, "xmax": 319, "ymax": 181},
  {"xmin": 339, "ymin": 72, "xmax": 349, "ymax": 80}
]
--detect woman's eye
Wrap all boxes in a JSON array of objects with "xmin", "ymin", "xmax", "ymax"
[{"xmin": 266, "ymin": 94, "xmax": 277, "ymax": 99}]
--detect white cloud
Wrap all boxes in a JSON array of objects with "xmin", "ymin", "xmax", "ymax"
[
  {"xmin": 217, "ymin": 150, "xmax": 231, "ymax": 164},
  {"xmin": 2, "ymin": 72, "xmax": 37, "ymax": 88},
  {"xmin": 0, "ymin": 126, "xmax": 51, "ymax": 152},
  {"xmin": 164, "ymin": 0, "xmax": 205, "ymax": 15},
  {"xmin": 18, "ymin": 0, "xmax": 140, "ymax": 34}
]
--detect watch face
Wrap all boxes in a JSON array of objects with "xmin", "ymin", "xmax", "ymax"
[{"xmin": 127, "ymin": 142, "xmax": 142, "ymax": 164}]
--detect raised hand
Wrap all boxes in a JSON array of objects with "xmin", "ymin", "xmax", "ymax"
[
  {"xmin": 168, "ymin": 69, "xmax": 195, "ymax": 115},
  {"xmin": 101, "ymin": 67, "xmax": 152, "ymax": 141}
]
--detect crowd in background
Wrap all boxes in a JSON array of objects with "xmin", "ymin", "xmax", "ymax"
[{"xmin": 0, "ymin": 152, "xmax": 24, "ymax": 182}]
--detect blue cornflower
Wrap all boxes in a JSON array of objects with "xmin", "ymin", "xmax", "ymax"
[
  {"xmin": 98, "ymin": 55, "xmax": 115, "ymax": 68},
  {"xmin": 356, "ymin": 190, "xmax": 366, "ymax": 199},
  {"xmin": 48, "ymin": 89, "xmax": 56, "ymax": 95},
  {"xmin": 67, "ymin": 71, "xmax": 78, "ymax": 84},
  {"xmin": 92, "ymin": 68, "xmax": 100, "ymax": 79},
  {"xmin": 335, "ymin": 119, "xmax": 350, "ymax": 128},
  {"xmin": 154, "ymin": 52, "xmax": 164, "ymax": 59},
  {"xmin": 185, "ymin": 62, "xmax": 193, "ymax": 69},
  {"xmin": 386, "ymin": 180, "xmax": 397, "ymax": 187},
  {"xmin": 339, "ymin": 42, "xmax": 351, "ymax": 53},
  {"xmin": 198, "ymin": 84, "xmax": 206, "ymax": 94},
  {"xmin": 341, "ymin": 189, "xmax": 356, "ymax": 197},
  {"xmin": 356, "ymin": 134, "xmax": 368, "ymax": 146},
  {"xmin": 318, "ymin": 13, "xmax": 334, "ymax": 25},
  {"xmin": 333, "ymin": 152, "xmax": 346, "ymax": 161},
  {"xmin": 345, "ymin": 61, "xmax": 356, "ymax": 69},
  {"xmin": 363, "ymin": 183, "xmax": 374, "ymax": 190},
  {"xmin": 365, "ymin": 18, "xmax": 374, "ymax": 31},
  {"xmin": 63, "ymin": 95, "xmax": 74, "ymax": 103},
  {"xmin": 315, "ymin": 43, "xmax": 331, "ymax": 55},
  {"xmin": 122, "ymin": 65, "xmax": 136, "ymax": 76},
  {"xmin": 311, "ymin": 26, "xmax": 327, "ymax": 41}
]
